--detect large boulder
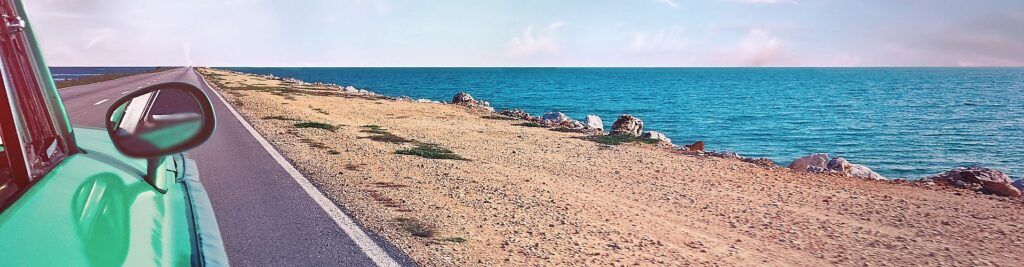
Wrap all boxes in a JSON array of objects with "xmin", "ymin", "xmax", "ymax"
[
  {"xmin": 542, "ymin": 112, "xmax": 570, "ymax": 125},
  {"xmin": 610, "ymin": 115, "xmax": 644, "ymax": 136},
  {"xmin": 452, "ymin": 92, "xmax": 476, "ymax": 104},
  {"xmin": 848, "ymin": 164, "xmax": 886, "ymax": 180},
  {"xmin": 788, "ymin": 153, "xmax": 829, "ymax": 172},
  {"xmin": 640, "ymin": 131, "xmax": 671, "ymax": 144},
  {"xmin": 826, "ymin": 157, "xmax": 853, "ymax": 174},
  {"xmin": 583, "ymin": 115, "xmax": 604, "ymax": 131},
  {"xmin": 926, "ymin": 167, "xmax": 1020, "ymax": 197}
]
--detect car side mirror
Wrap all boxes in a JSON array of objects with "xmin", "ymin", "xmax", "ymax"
[{"xmin": 105, "ymin": 82, "xmax": 215, "ymax": 189}]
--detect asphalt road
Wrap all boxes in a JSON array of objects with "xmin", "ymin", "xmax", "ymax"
[{"xmin": 59, "ymin": 67, "xmax": 411, "ymax": 266}]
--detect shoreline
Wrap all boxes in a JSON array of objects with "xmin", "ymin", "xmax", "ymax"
[
  {"xmin": 196, "ymin": 67, "xmax": 1024, "ymax": 265},
  {"xmin": 210, "ymin": 68, "xmax": 1019, "ymax": 181},
  {"xmin": 218, "ymin": 67, "xmax": 1023, "ymax": 180}
]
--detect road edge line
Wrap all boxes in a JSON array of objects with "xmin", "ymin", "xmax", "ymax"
[{"xmin": 194, "ymin": 68, "xmax": 401, "ymax": 267}]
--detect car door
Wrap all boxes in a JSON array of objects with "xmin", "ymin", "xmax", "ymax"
[{"xmin": 0, "ymin": 0, "xmax": 195, "ymax": 265}]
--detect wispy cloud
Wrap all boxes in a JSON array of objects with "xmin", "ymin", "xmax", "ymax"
[
  {"xmin": 508, "ymin": 22, "xmax": 565, "ymax": 57},
  {"xmin": 83, "ymin": 28, "xmax": 115, "ymax": 50}
]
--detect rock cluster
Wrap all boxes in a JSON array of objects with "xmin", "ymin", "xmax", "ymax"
[
  {"xmin": 789, "ymin": 154, "xmax": 885, "ymax": 180},
  {"xmin": 439, "ymin": 92, "xmax": 1019, "ymax": 198},
  {"xmin": 450, "ymin": 92, "xmax": 494, "ymax": 112},
  {"xmin": 498, "ymin": 109, "xmax": 532, "ymax": 120},
  {"xmin": 923, "ymin": 166, "xmax": 1021, "ymax": 197}
]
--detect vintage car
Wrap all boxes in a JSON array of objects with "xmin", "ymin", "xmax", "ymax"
[{"xmin": 0, "ymin": 0, "xmax": 227, "ymax": 265}]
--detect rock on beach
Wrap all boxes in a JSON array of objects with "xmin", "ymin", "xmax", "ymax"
[
  {"xmin": 927, "ymin": 167, "xmax": 1021, "ymax": 197},
  {"xmin": 684, "ymin": 141, "xmax": 704, "ymax": 152},
  {"xmin": 583, "ymin": 115, "xmax": 603, "ymax": 131},
  {"xmin": 640, "ymin": 131, "xmax": 671, "ymax": 144},
  {"xmin": 610, "ymin": 115, "xmax": 644, "ymax": 136},
  {"xmin": 789, "ymin": 153, "xmax": 829, "ymax": 172},
  {"xmin": 542, "ymin": 112, "xmax": 570, "ymax": 125}
]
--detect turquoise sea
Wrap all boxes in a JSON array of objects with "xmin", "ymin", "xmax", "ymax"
[
  {"xmin": 229, "ymin": 68, "xmax": 1021, "ymax": 179},
  {"xmin": 49, "ymin": 67, "xmax": 157, "ymax": 81}
]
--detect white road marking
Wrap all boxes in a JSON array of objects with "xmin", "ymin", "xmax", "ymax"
[
  {"xmin": 122, "ymin": 91, "xmax": 131, "ymax": 94},
  {"xmin": 93, "ymin": 99, "xmax": 109, "ymax": 106},
  {"xmin": 195, "ymin": 69, "xmax": 400, "ymax": 267}
]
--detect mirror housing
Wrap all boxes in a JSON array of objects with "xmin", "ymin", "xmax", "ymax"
[
  {"xmin": 105, "ymin": 82, "xmax": 216, "ymax": 158},
  {"xmin": 104, "ymin": 82, "xmax": 215, "ymax": 191}
]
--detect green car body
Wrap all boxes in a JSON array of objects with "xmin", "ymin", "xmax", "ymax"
[
  {"xmin": 0, "ymin": 0, "xmax": 227, "ymax": 265},
  {"xmin": 0, "ymin": 129, "xmax": 224, "ymax": 266}
]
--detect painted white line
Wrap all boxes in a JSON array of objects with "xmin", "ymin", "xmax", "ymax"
[
  {"xmin": 195, "ymin": 69, "xmax": 400, "ymax": 267},
  {"xmin": 122, "ymin": 91, "xmax": 131, "ymax": 95},
  {"xmin": 93, "ymin": 99, "xmax": 109, "ymax": 106}
]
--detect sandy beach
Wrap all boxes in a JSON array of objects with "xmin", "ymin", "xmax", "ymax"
[{"xmin": 197, "ymin": 67, "xmax": 1024, "ymax": 266}]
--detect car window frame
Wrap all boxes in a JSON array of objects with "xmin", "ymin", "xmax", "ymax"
[{"xmin": 0, "ymin": 0, "xmax": 76, "ymax": 211}]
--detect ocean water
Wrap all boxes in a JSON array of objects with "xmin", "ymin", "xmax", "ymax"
[
  {"xmin": 49, "ymin": 67, "xmax": 157, "ymax": 81},
  {"xmin": 229, "ymin": 67, "xmax": 1024, "ymax": 179}
]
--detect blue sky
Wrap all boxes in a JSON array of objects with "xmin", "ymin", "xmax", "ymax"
[{"xmin": 25, "ymin": 0, "xmax": 1024, "ymax": 67}]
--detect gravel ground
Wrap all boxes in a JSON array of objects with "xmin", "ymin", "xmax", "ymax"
[{"xmin": 199, "ymin": 68, "xmax": 1024, "ymax": 266}]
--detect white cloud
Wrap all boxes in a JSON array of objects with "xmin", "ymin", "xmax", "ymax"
[
  {"xmin": 508, "ymin": 22, "xmax": 565, "ymax": 57},
  {"xmin": 654, "ymin": 0, "xmax": 680, "ymax": 8}
]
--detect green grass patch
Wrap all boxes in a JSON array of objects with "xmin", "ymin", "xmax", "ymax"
[
  {"xmin": 396, "ymin": 218, "xmax": 435, "ymax": 238},
  {"xmin": 360, "ymin": 125, "xmax": 388, "ymax": 134},
  {"xmin": 589, "ymin": 134, "xmax": 658, "ymax": 145},
  {"xmin": 396, "ymin": 143, "xmax": 467, "ymax": 160},
  {"xmin": 438, "ymin": 237, "xmax": 467, "ymax": 243},
  {"xmin": 293, "ymin": 121, "xmax": 338, "ymax": 131},
  {"xmin": 360, "ymin": 125, "xmax": 413, "ymax": 143},
  {"xmin": 262, "ymin": 115, "xmax": 297, "ymax": 121},
  {"xmin": 516, "ymin": 122, "xmax": 545, "ymax": 128}
]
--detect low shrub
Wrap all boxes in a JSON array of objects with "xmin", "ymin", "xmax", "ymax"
[
  {"xmin": 396, "ymin": 218, "xmax": 435, "ymax": 238},
  {"xmin": 293, "ymin": 122, "xmax": 338, "ymax": 131},
  {"xmin": 395, "ymin": 143, "xmax": 467, "ymax": 160}
]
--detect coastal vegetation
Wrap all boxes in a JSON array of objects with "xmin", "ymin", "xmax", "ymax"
[
  {"xmin": 395, "ymin": 218, "xmax": 435, "ymax": 238},
  {"xmin": 395, "ymin": 143, "xmax": 467, "ymax": 160},
  {"xmin": 360, "ymin": 125, "xmax": 413, "ymax": 143},
  {"xmin": 293, "ymin": 121, "xmax": 338, "ymax": 131}
]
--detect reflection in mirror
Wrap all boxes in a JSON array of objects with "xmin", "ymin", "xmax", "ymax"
[{"xmin": 107, "ymin": 87, "xmax": 205, "ymax": 157}]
